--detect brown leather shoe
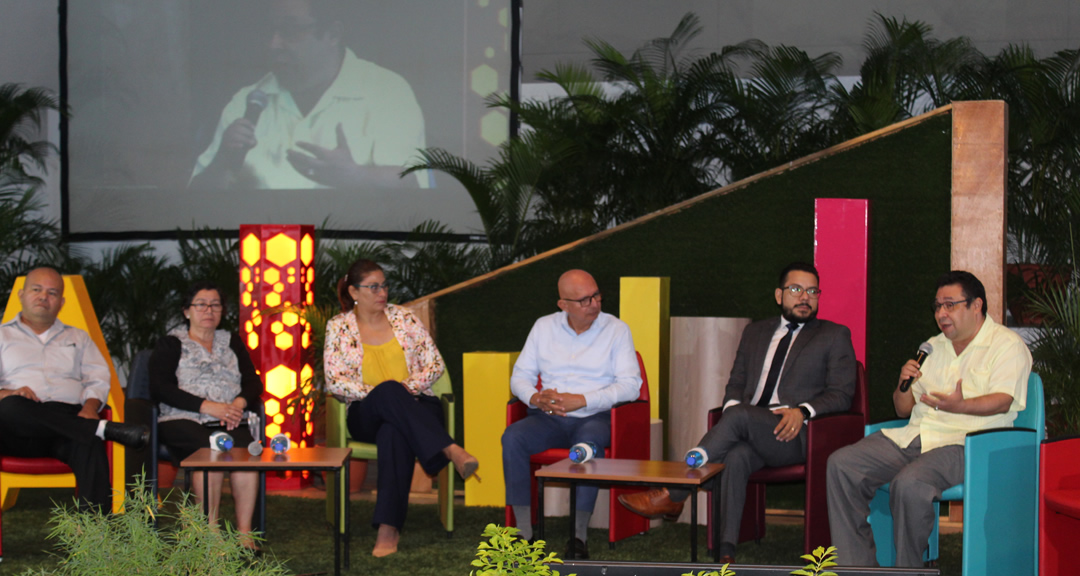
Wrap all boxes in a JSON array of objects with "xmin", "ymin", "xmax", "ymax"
[
  {"xmin": 718, "ymin": 554, "xmax": 736, "ymax": 564},
  {"xmin": 617, "ymin": 487, "xmax": 684, "ymax": 520}
]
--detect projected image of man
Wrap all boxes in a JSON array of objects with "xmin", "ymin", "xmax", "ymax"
[{"xmin": 190, "ymin": 0, "xmax": 429, "ymax": 190}]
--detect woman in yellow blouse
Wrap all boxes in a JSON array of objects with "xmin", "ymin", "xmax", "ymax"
[{"xmin": 324, "ymin": 259, "xmax": 478, "ymax": 557}]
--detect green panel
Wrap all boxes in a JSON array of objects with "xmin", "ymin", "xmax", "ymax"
[{"xmin": 437, "ymin": 113, "xmax": 953, "ymax": 437}]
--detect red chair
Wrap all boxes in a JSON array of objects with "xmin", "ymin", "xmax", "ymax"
[
  {"xmin": 505, "ymin": 352, "xmax": 651, "ymax": 546},
  {"xmin": 707, "ymin": 361, "xmax": 867, "ymax": 553},
  {"xmin": 0, "ymin": 407, "xmax": 117, "ymax": 560},
  {"xmin": 1039, "ymin": 435, "xmax": 1080, "ymax": 576}
]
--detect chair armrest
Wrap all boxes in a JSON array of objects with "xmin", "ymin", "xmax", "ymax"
[
  {"xmin": 611, "ymin": 400, "xmax": 650, "ymax": 460},
  {"xmin": 962, "ymin": 427, "xmax": 1039, "ymax": 572},
  {"xmin": 806, "ymin": 412, "xmax": 865, "ymax": 463},
  {"xmin": 507, "ymin": 399, "xmax": 528, "ymax": 427},
  {"xmin": 325, "ymin": 397, "xmax": 348, "ymax": 448},
  {"xmin": 865, "ymin": 419, "xmax": 907, "ymax": 436},
  {"xmin": 441, "ymin": 392, "xmax": 456, "ymax": 437},
  {"xmin": 708, "ymin": 405, "xmax": 724, "ymax": 430},
  {"xmin": 1042, "ymin": 435, "xmax": 1080, "ymax": 490}
]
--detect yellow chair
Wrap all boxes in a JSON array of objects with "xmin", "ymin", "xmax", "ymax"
[
  {"xmin": 325, "ymin": 372, "xmax": 456, "ymax": 535},
  {"xmin": 0, "ymin": 275, "xmax": 127, "ymax": 522}
]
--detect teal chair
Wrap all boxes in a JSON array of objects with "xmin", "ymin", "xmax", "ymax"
[
  {"xmin": 325, "ymin": 372, "xmax": 456, "ymax": 535},
  {"xmin": 867, "ymin": 372, "xmax": 1044, "ymax": 574}
]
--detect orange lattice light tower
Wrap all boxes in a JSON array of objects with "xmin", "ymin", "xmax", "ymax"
[{"xmin": 239, "ymin": 225, "xmax": 315, "ymax": 487}]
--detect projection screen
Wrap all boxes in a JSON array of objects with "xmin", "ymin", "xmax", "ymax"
[{"xmin": 63, "ymin": 0, "xmax": 513, "ymax": 238}]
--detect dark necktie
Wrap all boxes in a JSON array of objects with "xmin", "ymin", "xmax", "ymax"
[{"xmin": 756, "ymin": 322, "xmax": 798, "ymax": 407}]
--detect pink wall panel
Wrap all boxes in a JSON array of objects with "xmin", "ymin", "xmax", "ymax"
[{"xmin": 813, "ymin": 199, "xmax": 869, "ymax": 366}]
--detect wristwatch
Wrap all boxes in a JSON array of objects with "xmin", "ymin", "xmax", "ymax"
[{"xmin": 799, "ymin": 406, "xmax": 811, "ymax": 420}]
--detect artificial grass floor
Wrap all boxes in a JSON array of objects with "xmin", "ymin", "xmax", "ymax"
[{"xmin": 1, "ymin": 487, "xmax": 962, "ymax": 575}]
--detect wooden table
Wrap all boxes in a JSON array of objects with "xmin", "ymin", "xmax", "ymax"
[
  {"xmin": 180, "ymin": 446, "xmax": 352, "ymax": 575},
  {"xmin": 535, "ymin": 458, "xmax": 724, "ymax": 562}
]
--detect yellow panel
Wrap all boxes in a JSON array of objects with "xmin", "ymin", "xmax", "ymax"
[
  {"xmin": 300, "ymin": 234, "xmax": 314, "ymax": 265},
  {"xmin": 274, "ymin": 332, "xmax": 294, "ymax": 350},
  {"xmin": 265, "ymin": 292, "xmax": 281, "ymax": 307},
  {"xmin": 241, "ymin": 292, "xmax": 252, "ymax": 307},
  {"xmin": 241, "ymin": 234, "xmax": 261, "ymax": 266},
  {"xmin": 270, "ymin": 321, "xmax": 284, "ymax": 334},
  {"xmin": 265, "ymin": 398, "xmax": 280, "ymax": 416},
  {"xmin": 462, "ymin": 351, "xmax": 518, "ymax": 507},
  {"xmin": 265, "ymin": 365, "xmax": 297, "ymax": 398},
  {"xmin": 265, "ymin": 233, "xmax": 298, "ymax": 267},
  {"xmin": 247, "ymin": 332, "xmax": 259, "ymax": 350},
  {"xmin": 264, "ymin": 267, "xmax": 280, "ymax": 285},
  {"xmin": 241, "ymin": 267, "xmax": 251, "ymax": 283},
  {"xmin": 267, "ymin": 423, "xmax": 281, "ymax": 437},
  {"xmin": 273, "ymin": 413, "xmax": 284, "ymax": 425},
  {"xmin": 3, "ymin": 275, "xmax": 127, "ymax": 512},
  {"xmin": 619, "ymin": 277, "xmax": 670, "ymax": 421}
]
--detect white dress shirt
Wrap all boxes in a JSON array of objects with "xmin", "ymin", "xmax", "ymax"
[{"xmin": 0, "ymin": 314, "xmax": 110, "ymax": 408}]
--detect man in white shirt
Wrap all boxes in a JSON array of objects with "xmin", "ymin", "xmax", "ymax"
[
  {"xmin": 502, "ymin": 269, "xmax": 642, "ymax": 559},
  {"xmin": 827, "ymin": 270, "xmax": 1032, "ymax": 567},
  {"xmin": 0, "ymin": 268, "xmax": 148, "ymax": 510},
  {"xmin": 190, "ymin": 0, "xmax": 428, "ymax": 191}
]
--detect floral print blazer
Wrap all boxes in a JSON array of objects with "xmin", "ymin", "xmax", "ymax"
[{"xmin": 323, "ymin": 303, "xmax": 445, "ymax": 403}]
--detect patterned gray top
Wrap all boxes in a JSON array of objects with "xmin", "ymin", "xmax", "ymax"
[{"xmin": 158, "ymin": 327, "xmax": 243, "ymax": 424}]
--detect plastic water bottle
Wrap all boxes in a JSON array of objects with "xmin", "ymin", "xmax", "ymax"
[
  {"xmin": 210, "ymin": 431, "xmax": 234, "ymax": 452},
  {"xmin": 568, "ymin": 442, "xmax": 599, "ymax": 463},
  {"xmin": 685, "ymin": 447, "xmax": 709, "ymax": 468},
  {"xmin": 270, "ymin": 433, "xmax": 291, "ymax": 454}
]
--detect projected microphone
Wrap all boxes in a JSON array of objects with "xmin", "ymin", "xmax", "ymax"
[
  {"xmin": 899, "ymin": 342, "xmax": 934, "ymax": 393},
  {"xmin": 244, "ymin": 89, "xmax": 268, "ymax": 125}
]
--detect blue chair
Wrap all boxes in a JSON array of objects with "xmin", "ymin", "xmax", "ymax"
[{"xmin": 866, "ymin": 372, "xmax": 1044, "ymax": 574}]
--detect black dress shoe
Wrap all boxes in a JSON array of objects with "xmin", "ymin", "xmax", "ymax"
[
  {"xmin": 104, "ymin": 422, "xmax": 150, "ymax": 449},
  {"xmin": 565, "ymin": 537, "xmax": 589, "ymax": 560}
]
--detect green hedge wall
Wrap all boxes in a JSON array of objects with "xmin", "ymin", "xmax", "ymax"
[{"xmin": 433, "ymin": 112, "xmax": 953, "ymax": 438}]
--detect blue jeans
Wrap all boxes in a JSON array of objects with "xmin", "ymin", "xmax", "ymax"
[{"xmin": 502, "ymin": 408, "xmax": 612, "ymax": 512}]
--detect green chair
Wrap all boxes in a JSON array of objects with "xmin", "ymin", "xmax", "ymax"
[{"xmin": 325, "ymin": 372, "xmax": 456, "ymax": 535}]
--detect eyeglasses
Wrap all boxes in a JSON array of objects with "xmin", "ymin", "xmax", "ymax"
[
  {"xmin": 932, "ymin": 298, "xmax": 972, "ymax": 312},
  {"xmin": 781, "ymin": 285, "xmax": 822, "ymax": 298},
  {"xmin": 354, "ymin": 282, "xmax": 391, "ymax": 294},
  {"xmin": 562, "ymin": 291, "xmax": 602, "ymax": 307},
  {"xmin": 190, "ymin": 302, "xmax": 223, "ymax": 312}
]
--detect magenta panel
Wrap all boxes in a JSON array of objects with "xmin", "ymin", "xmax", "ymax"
[{"xmin": 814, "ymin": 199, "xmax": 869, "ymax": 366}]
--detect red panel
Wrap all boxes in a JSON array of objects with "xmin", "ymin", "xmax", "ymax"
[
  {"xmin": 239, "ymin": 224, "xmax": 315, "ymax": 490},
  {"xmin": 813, "ymin": 198, "xmax": 869, "ymax": 366}
]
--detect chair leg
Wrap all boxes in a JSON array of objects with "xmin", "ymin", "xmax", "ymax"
[{"xmin": 1, "ymin": 487, "xmax": 19, "ymax": 511}]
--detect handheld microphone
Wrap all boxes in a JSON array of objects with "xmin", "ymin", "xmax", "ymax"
[
  {"xmin": 210, "ymin": 431, "xmax": 234, "ymax": 452},
  {"xmin": 243, "ymin": 89, "xmax": 268, "ymax": 125},
  {"xmin": 899, "ymin": 342, "xmax": 934, "ymax": 393}
]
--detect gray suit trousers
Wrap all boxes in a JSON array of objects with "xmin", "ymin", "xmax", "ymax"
[
  {"xmin": 671, "ymin": 404, "xmax": 806, "ymax": 555},
  {"xmin": 826, "ymin": 432, "xmax": 963, "ymax": 567}
]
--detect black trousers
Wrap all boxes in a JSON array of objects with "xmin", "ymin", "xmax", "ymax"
[
  {"xmin": 158, "ymin": 419, "xmax": 256, "ymax": 464},
  {"xmin": 0, "ymin": 396, "xmax": 111, "ymax": 509},
  {"xmin": 346, "ymin": 382, "xmax": 451, "ymax": 530}
]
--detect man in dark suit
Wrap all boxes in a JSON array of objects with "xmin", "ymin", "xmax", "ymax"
[{"xmin": 619, "ymin": 262, "xmax": 856, "ymax": 562}]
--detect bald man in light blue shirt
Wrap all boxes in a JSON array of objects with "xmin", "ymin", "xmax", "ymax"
[{"xmin": 502, "ymin": 270, "xmax": 641, "ymax": 559}]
